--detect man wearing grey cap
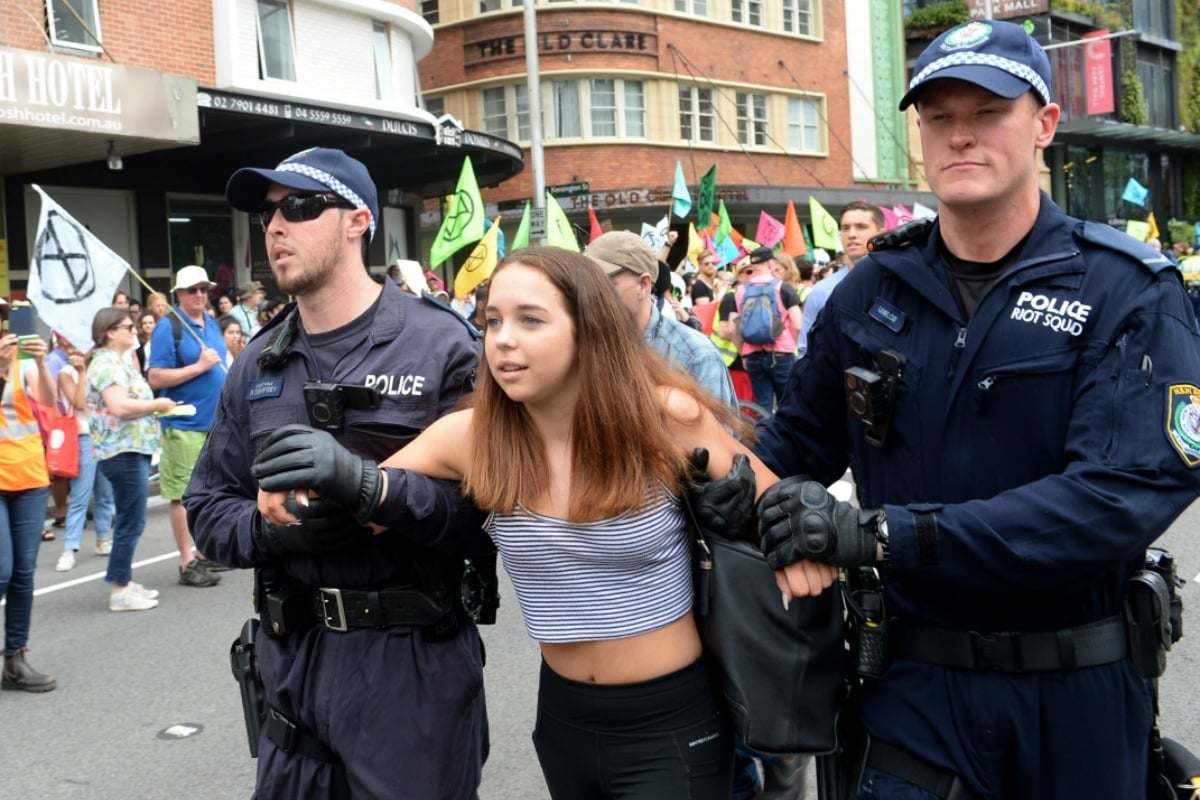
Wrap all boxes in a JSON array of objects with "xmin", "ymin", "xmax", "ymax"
[
  {"xmin": 183, "ymin": 147, "xmax": 495, "ymax": 799},
  {"xmin": 694, "ymin": 19, "xmax": 1200, "ymax": 799},
  {"xmin": 585, "ymin": 231, "xmax": 737, "ymax": 410}
]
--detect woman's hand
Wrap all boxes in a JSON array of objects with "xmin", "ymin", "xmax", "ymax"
[
  {"xmin": 774, "ymin": 561, "xmax": 839, "ymax": 602},
  {"xmin": 257, "ymin": 488, "xmax": 299, "ymax": 526}
]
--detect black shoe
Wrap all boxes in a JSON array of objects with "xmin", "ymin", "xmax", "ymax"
[
  {"xmin": 2, "ymin": 649, "xmax": 57, "ymax": 693},
  {"xmin": 52, "ymin": 516, "xmax": 66, "ymax": 529},
  {"xmin": 179, "ymin": 559, "xmax": 221, "ymax": 587},
  {"xmin": 194, "ymin": 556, "xmax": 233, "ymax": 573}
]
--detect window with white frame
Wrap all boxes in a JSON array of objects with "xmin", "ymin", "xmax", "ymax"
[
  {"xmin": 731, "ymin": 0, "xmax": 763, "ymax": 26},
  {"xmin": 788, "ymin": 97, "xmax": 820, "ymax": 151},
  {"xmin": 481, "ymin": 85, "xmax": 530, "ymax": 141},
  {"xmin": 46, "ymin": 0, "xmax": 102, "ymax": 52},
  {"xmin": 737, "ymin": 92, "xmax": 768, "ymax": 146},
  {"xmin": 549, "ymin": 79, "xmax": 645, "ymax": 140},
  {"xmin": 679, "ymin": 86, "xmax": 715, "ymax": 143},
  {"xmin": 257, "ymin": 0, "xmax": 297, "ymax": 81},
  {"xmin": 425, "ymin": 96, "xmax": 445, "ymax": 117},
  {"xmin": 783, "ymin": 0, "xmax": 812, "ymax": 35},
  {"xmin": 674, "ymin": 0, "xmax": 708, "ymax": 14},
  {"xmin": 373, "ymin": 22, "xmax": 394, "ymax": 100}
]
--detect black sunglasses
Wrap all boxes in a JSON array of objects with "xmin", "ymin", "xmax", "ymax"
[{"xmin": 255, "ymin": 193, "xmax": 354, "ymax": 232}]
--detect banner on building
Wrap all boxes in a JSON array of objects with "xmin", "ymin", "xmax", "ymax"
[{"xmin": 1083, "ymin": 30, "xmax": 1115, "ymax": 116}]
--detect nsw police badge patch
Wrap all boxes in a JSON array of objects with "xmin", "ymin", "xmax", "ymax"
[{"xmin": 1166, "ymin": 384, "xmax": 1200, "ymax": 467}]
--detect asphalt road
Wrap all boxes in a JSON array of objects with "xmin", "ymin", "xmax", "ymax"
[{"xmin": 4, "ymin": 493, "xmax": 1199, "ymax": 799}]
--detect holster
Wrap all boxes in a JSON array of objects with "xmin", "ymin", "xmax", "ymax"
[
  {"xmin": 229, "ymin": 617, "xmax": 266, "ymax": 757},
  {"xmin": 1126, "ymin": 548, "xmax": 1183, "ymax": 680}
]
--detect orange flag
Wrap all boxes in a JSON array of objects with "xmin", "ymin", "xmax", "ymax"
[{"xmin": 782, "ymin": 200, "xmax": 807, "ymax": 257}]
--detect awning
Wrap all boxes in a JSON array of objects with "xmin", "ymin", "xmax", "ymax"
[
  {"xmin": 0, "ymin": 45, "xmax": 200, "ymax": 174},
  {"xmin": 1056, "ymin": 119, "xmax": 1200, "ymax": 154},
  {"xmin": 6, "ymin": 87, "xmax": 524, "ymax": 200}
]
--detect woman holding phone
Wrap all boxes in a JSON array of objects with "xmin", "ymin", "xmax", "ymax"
[{"xmin": 0, "ymin": 298, "xmax": 59, "ymax": 692}]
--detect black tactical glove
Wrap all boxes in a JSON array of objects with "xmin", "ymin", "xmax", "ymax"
[
  {"xmin": 254, "ymin": 495, "xmax": 367, "ymax": 556},
  {"xmin": 758, "ymin": 477, "xmax": 881, "ymax": 569},
  {"xmin": 685, "ymin": 448, "xmax": 757, "ymax": 543},
  {"xmin": 251, "ymin": 424, "xmax": 383, "ymax": 525}
]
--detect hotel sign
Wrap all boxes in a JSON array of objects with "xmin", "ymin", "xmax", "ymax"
[{"xmin": 0, "ymin": 44, "xmax": 198, "ymax": 142}]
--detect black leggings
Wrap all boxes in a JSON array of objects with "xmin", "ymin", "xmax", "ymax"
[{"xmin": 532, "ymin": 657, "xmax": 733, "ymax": 800}]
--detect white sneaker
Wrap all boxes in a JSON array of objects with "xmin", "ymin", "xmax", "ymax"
[
  {"xmin": 55, "ymin": 550, "xmax": 76, "ymax": 572},
  {"xmin": 128, "ymin": 582, "xmax": 160, "ymax": 600},
  {"xmin": 109, "ymin": 588, "xmax": 159, "ymax": 612},
  {"xmin": 95, "ymin": 539, "xmax": 112, "ymax": 555}
]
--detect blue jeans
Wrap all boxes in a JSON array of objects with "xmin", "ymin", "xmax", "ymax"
[
  {"xmin": 98, "ymin": 452, "xmax": 150, "ymax": 587},
  {"xmin": 0, "ymin": 486, "xmax": 50, "ymax": 655},
  {"xmin": 743, "ymin": 350, "xmax": 796, "ymax": 411},
  {"xmin": 63, "ymin": 434, "xmax": 114, "ymax": 551}
]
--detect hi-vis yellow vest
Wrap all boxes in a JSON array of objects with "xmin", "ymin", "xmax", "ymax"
[
  {"xmin": 709, "ymin": 302, "xmax": 739, "ymax": 367},
  {"xmin": 0, "ymin": 349, "xmax": 50, "ymax": 491}
]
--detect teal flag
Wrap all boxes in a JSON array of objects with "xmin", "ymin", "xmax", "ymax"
[{"xmin": 671, "ymin": 161, "xmax": 692, "ymax": 219}]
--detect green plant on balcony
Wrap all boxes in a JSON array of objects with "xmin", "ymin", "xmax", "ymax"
[
  {"xmin": 1047, "ymin": 0, "xmax": 1125, "ymax": 31},
  {"xmin": 1119, "ymin": 69, "xmax": 1148, "ymax": 125},
  {"xmin": 905, "ymin": 1, "xmax": 970, "ymax": 36}
]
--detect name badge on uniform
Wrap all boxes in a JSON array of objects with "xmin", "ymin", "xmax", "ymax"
[
  {"xmin": 869, "ymin": 297, "xmax": 906, "ymax": 334},
  {"xmin": 246, "ymin": 377, "xmax": 284, "ymax": 401}
]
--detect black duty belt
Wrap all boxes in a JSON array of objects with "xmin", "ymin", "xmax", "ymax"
[
  {"xmin": 866, "ymin": 739, "xmax": 981, "ymax": 800},
  {"xmin": 313, "ymin": 587, "xmax": 451, "ymax": 633},
  {"xmin": 893, "ymin": 615, "xmax": 1127, "ymax": 672},
  {"xmin": 265, "ymin": 707, "xmax": 338, "ymax": 764}
]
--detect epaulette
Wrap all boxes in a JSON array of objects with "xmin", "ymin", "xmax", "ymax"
[
  {"xmin": 868, "ymin": 218, "xmax": 935, "ymax": 252},
  {"xmin": 419, "ymin": 290, "xmax": 481, "ymax": 340},
  {"xmin": 1080, "ymin": 221, "xmax": 1176, "ymax": 275}
]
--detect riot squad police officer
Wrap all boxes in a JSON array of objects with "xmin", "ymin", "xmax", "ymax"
[
  {"xmin": 703, "ymin": 21, "xmax": 1200, "ymax": 799},
  {"xmin": 183, "ymin": 147, "xmax": 493, "ymax": 799}
]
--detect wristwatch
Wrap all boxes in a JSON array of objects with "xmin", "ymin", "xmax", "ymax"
[{"xmin": 875, "ymin": 510, "xmax": 890, "ymax": 563}]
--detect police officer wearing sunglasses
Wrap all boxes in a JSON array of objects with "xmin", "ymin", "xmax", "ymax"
[{"xmin": 183, "ymin": 147, "xmax": 495, "ymax": 799}]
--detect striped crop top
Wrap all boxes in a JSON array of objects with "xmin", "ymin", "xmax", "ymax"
[{"xmin": 484, "ymin": 491, "xmax": 693, "ymax": 643}]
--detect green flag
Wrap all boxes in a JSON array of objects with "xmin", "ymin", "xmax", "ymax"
[
  {"xmin": 511, "ymin": 201, "xmax": 532, "ymax": 250},
  {"xmin": 430, "ymin": 158, "xmax": 486, "ymax": 266},
  {"xmin": 809, "ymin": 196, "xmax": 842, "ymax": 252},
  {"xmin": 545, "ymin": 192, "xmax": 580, "ymax": 252},
  {"xmin": 716, "ymin": 199, "xmax": 732, "ymax": 244},
  {"xmin": 696, "ymin": 164, "xmax": 716, "ymax": 227}
]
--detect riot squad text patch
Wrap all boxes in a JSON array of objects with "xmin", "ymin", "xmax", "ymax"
[{"xmin": 1166, "ymin": 384, "xmax": 1200, "ymax": 467}]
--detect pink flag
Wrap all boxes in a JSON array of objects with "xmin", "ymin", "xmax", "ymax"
[
  {"xmin": 755, "ymin": 211, "xmax": 785, "ymax": 248},
  {"xmin": 892, "ymin": 204, "xmax": 914, "ymax": 224},
  {"xmin": 879, "ymin": 206, "xmax": 900, "ymax": 231}
]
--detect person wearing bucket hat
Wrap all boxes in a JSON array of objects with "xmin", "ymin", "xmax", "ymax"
[
  {"xmin": 689, "ymin": 18, "xmax": 1200, "ymax": 800},
  {"xmin": 184, "ymin": 147, "xmax": 494, "ymax": 799}
]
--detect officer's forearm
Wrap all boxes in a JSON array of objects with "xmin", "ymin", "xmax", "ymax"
[{"xmin": 371, "ymin": 468, "xmax": 491, "ymax": 556}]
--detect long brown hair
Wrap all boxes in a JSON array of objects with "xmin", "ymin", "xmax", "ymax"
[{"xmin": 463, "ymin": 246, "xmax": 750, "ymax": 521}]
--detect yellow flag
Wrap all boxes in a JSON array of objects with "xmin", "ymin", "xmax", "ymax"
[
  {"xmin": 545, "ymin": 192, "xmax": 580, "ymax": 252},
  {"xmin": 454, "ymin": 216, "xmax": 502, "ymax": 299},
  {"xmin": 687, "ymin": 222, "xmax": 703, "ymax": 265},
  {"xmin": 1146, "ymin": 211, "xmax": 1160, "ymax": 242},
  {"xmin": 809, "ymin": 196, "xmax": 842, "ymax": 252}
]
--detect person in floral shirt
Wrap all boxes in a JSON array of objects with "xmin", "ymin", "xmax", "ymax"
[{"xmin": 86, "ymin": 308, "xmax": 176, "ymax": 612}]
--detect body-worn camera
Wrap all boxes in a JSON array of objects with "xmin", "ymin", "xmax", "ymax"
[
  {"xmin": 844, "ymin": 350, "xmax": 905, "ymax": 447},
  {"xmin": 303, "ymin": 381, "xmax": 382, "ymax": 431}
]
